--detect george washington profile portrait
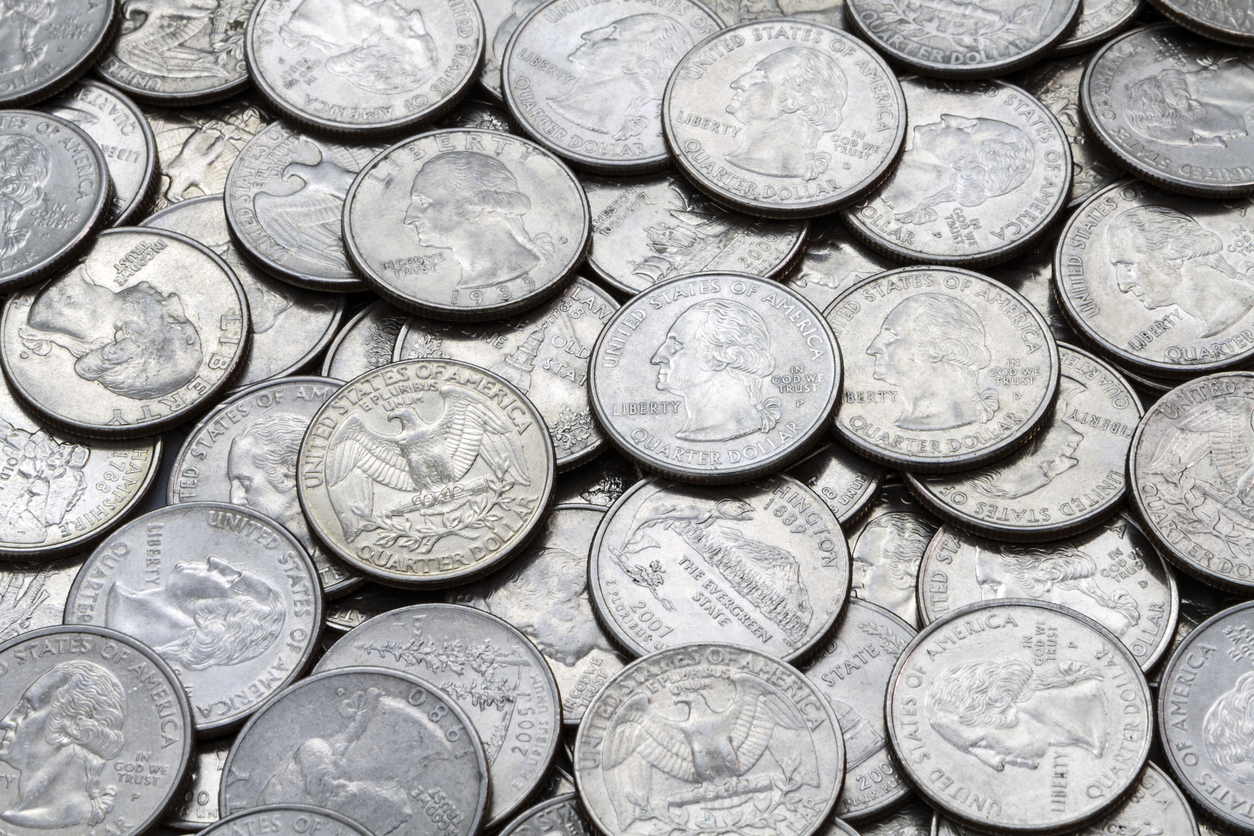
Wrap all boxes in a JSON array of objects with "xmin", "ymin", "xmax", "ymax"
[
  {"xmin": 1204, "ymin": 671, "xmax": 1254, "ymax": 784},
  {"xmin": 1123, "ymin": 57, "xmax": 1254, "ymax": 149},
  {"xmin": 0, "ymin": 134, "xmax": 50, "ymax": 262}
]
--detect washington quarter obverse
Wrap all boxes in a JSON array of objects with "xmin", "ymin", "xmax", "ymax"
[
  {"xmin": 985, "ymin": 243, "xmax": 1079, "ymax": 345},
  {"xmin": 826, "ymin": 267, "xmax": 1059, "ymax": 472},
  {"xmin": 345, "ymin": 129, "xmax": 590, "ymax": 321},
  {"xmin": 220, "ymin": 666, "xmax": 489, "ymax": 836},
  {"xmin": 1145, "ymin": 0, "xmax": 1254, "ymax": 45},
  {"xmin": 575, "ymin": 643, "xmax": 844, "ymax": 836},
  {"xmin": 663, "ymin": 20, "xmax": 906, "ymax": 219},
  {"xmin": 497, "ymin": 795, "xmax": 592, "ymax": 836},
  {"xmin": 787, "ymin": 441, "xmax": 887, "ymax": 526},
  {"xmin": 200, "ymin": 806, "xmax": 373, "ymax": 836},
  {"xmin": 589, "ymin": 272, "xmax": 840, "ymax": 483},
  {"xmin": 887, "ymin": 601, "xmax": 1152, "ymax": 833},
  {"xmin": 780, "ymin": 220, "xmax": 898, "ymax": 314},
  {"xmin": 245, "ymin": 0, "xmax": 485, "ymax": 137},
  {"xmin": 167, "ymin": 738, "xmax": 232, "ymax": 831},
  {"xmin": 298, "ymin": 359, "xmax": 555, "ymax": 588},
  {"xmin": 846, "ymin": 478, "xmax": 941, "ymax": 628},
  {"xmin": 320, "ymin": 300, "xmax": 409, "ymax": 381},
  {"xmin": 0, "ymin": 0, "xmax": 117, "ymax": 107},
  {"xmin": 314, "ymin": 604, "xmax": 562, "ymax": 828},
  {"xmin": 1081, "ymin": 24, "xmax": 1254, "ymax": 198},
  {"xmin": 0, "ymin": 553, "xmax": 87, "ymax": 639},
  {"xmin": 502, "ymin": 0, "xmax": 720, "ymax": 174},
  {"xmin": 589, "ymin": 475, "xmax": 850, "ymax": 662},
  {"xmin": 841, "ymin": 78, "xmax": 1072, "ymax": 267},
  {"xmin": 1147, "ymin": 569, "xmax": 1225, "ymax": 689}
]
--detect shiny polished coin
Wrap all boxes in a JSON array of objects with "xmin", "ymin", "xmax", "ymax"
[
  {"xmin": 169, "ymin": 376, "xmax": 363, "ymax": 598},
  {"xmin": 1081, "ymin": 24, "xmax": 1254, "ymax": 197},
  {"xmin": 298, "ymin": 359, "xmax": 555, "ymax": 587},
  {"xmin": 320, "ymin": 300, "xmax": 408, "ymax": 381},
  {"xmin": 887, "ymin": 601, "xmax": 1152, "ymax": 833},
  {"xmin": 0, "ymin": 111, "xmax": 110, "ymax": 292},
  {"xmin": 0, "ymin": 552, "xmax": 87, "ymax": 638},
  {"xmin": 917, "ymin": 513, "xmax": 1180, "ymax": 672},
  {"xmin": 245, "ymin": 0, "xmax": 485, "ymax": 137},
  {"xmin": 1146, "ymin": 0, "xmax": 1254, "ymax": 45},
  {"xmin": 590, "ymin": 272, "xmax": 840, "ymax": 483},
  {"xmin": 314, "ymin": 604, "xmax": 562, "ymax": 828},
  {"xmin": 841, "ymin": 78, "xmax": 1072, "ymax": 267},
  {"xmin": 345, "ymin": 129, "xmax": 590, "ymax": 321},
  {"xmin": 394, "ymin": 277, "xmax": 617, "ymax": 470},
  {"xmin": 497, "ymin": 794, "xmax": 591, "ymax": 836},
  {"xmin": 803, "ymin": 598, "xmax": 915, "ymax": 821},
  {"xmin": 906, "ymin": 344, "xmax": 1141, "ymax": 540},
  {"xmin": 0, "ymin": 0, "xmax": 117, "ymax": 107},
  {"xmin": 220, "ymin": 666, "xmax": 489, "ymax": 836},
  {"xmin": 663, "ymin": 20, "xmax": 906, "ymax": 219},
  {"xmin": 986, "ymin": 243, "xmax": 1079, "ymax": 345},
  {"xmin": 1, "ymin": 227, "xmax": 249, "ymax": 438},
  {"xmin": 551, "ymin": 447, "xmax": 643, "ymax": 508},
  {"xmin": 589, "ymin": 475, "xmax": 850, "ymax": 662},
  {"xmin": 787, "ymin": 441, "xmax": 886, "ymax": 526},
  {"xmin": 448, "ymin": 504, "xmax": 627, "ymax": 728},
  {"xmin": 168, "ymin": 737, "xmax": 232, "ymax": 831},
  {"xmin": 846, "ymin": 478, "xmax": 940, "ymax": 628},
  {"xmin": 826, "ymin": 267, "xmax": 1059, "ymax": 472},
  {"xmin": 583, "ymin": 171, "xmax": 808, "ymax": 297},
  {"xmin": 200, "ymin": 806, "xmax": 373, "ymax": 836},
  {"xmin": 781, "ymin": 219, "xmax": 897, "ymax": 314},
  {"xmin": 1054, "ymin": 0, "xmax": 1143, "ymax": 54},
  {"xmin": 574, "ymin": 643, "xmax": 844, "ymax": 836},
  {"xmin": 502, "ymin": 0, "xmax": 720, "ymax": 173}
]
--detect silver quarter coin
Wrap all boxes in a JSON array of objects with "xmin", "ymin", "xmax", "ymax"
[
  {"xmin": 478, "ymin": 0, "xmax": 544, "ymax": 102},
  {"xmin": 846, "ymin": 478, "xmax": 941, "ymax": 628},
  {"xmin": 220, "ymin": 666, "xmax": 490, "ymax": 836},
  {"xmin": 394, "ymin": 277, "xmax": 618, "ymax": 470},
  {"xmin": 1145, "ymin": 0, "xmax": 1254, "ymax": 45},
  {"xmin": 583, "ymin": 171, "xmax": 808, "ymax": 297},
  {"xmin": 167, "ymin": 737, "xmax": 232, "ymax": 831},
  {"xmin": 437, "ymin": 95, "xmax": 517, "ymax": 132},
  {"xmin": 551, "ymin": 447, "xmax": 643, "ymax": 508},
  {"xmin": 803, "ymin": 598, "xmax": 915, "ymax": 821},
  {"xmin": 1053, "ymin": 0, "xmax": 1143, "ymax": 54},
  {"xmin": 2, "ymin": 227, "xmax": 250, "ymax": 438},
  {"xmin": 448, "ymin": 504, "xmax": 627, "ymax": 728},
  {"xmin": 781, "ymin": 220, "xmax": 897, "ymax": 314},
  {"xmin": 245, "ymin": 0, "xmax": 485, "ymax": 137},
  {"xmin": 574, "ymin": 643, "xmax": 844, "ymax": 836},
  {"xmin": 503, "ymin": 0, "xmax": 720, "ymax": 173},
  {"xmin": 589, "ymin": 475, "xmax": 850, "ymax": 662},
  {"xmin": 43, "ymin": 81, "xmax": 159, "ymax": 226},
  {"xmin": 852, "ymin": 797, "xmax": 932, "ymax": 836},
  {"xmin": 535, "ymin": 766, "xmax": 576, "ymax": 802},
  {"xmin": 143, "ymin": 196, "xmax": 346, "ymax": 388},
  {"xmin": 497, "ymin": 794, "xmax": 591, "ymax": 836},
  {"xmin": 324, "ymin": 584, "xmax": 439, "ymax": 636},
  {"xmin": 986, "ymin": 243, "xmax": 1080, "ymax": 345},
  {"xmin": 826, "ymin": 267, "xmax": 1059, "ymax": 472},
  {"xmin": 590, "ymin": 272, "xmax": 841, "ymax": 483},
  {"xmin": 1081, "ymin": 24, "xmax": 1254, "ymax": 198},
  {"xmin": 225, "ymin": 123, "xmax": 387, "ymax": 292},
  {"xmin": 0, "ymin": 625, "xmax": 193, "ymax": 836},
  {"xmin": 314, "ymin": 603, "xmax": 562, "ymax": 828},
  {"xmin": 729, "ymin": 0, "xmax": 850, "ymax": 28},
  {"xmin": 917, "ymin": 513, "xmax": 1180, "ymax": 672},
  {"xmin": 168, "ymin": 376, "xmax": 364, "ymax": 598},
  {"xmin": 787, "ymin": 441, "xmax": 887, "ymax": 526},
  {"xmin": 64, "ymin": 502, "xmax": 323, "ymax": 734},
  {"xmin": 887, "ymin": 601, "xmax": 1152, "ymax": 833},
  {"xmin": 0, "ymin": 0, "xmax": 117, "ymax": 107},
  {"xmin": 0, "ymin": 111, "xmax": 111, "ymax": 292},
  {"xmin": 298, "ymin": 359, "xmax": 556, "ymax": 588},
  {"xmin": 0, "ymin": 552, "xmax": 87, "ymax": 639},
  {"xmin": 198, "ymin": 806, "xmax": 373, "ymax": 836},
  {"xmin": 1147, "ymin": 569, "xmax": 1225, "ymax": 689},
  {"xmin": 320, "ymin": 300, "xmax": 408, "ymax": 381},
  {"xmin": 841, "ymin": 78, "xmax": 1072, "ymax": 267},
  {"xmin": 663, "ymin": 20, "xmax": 907, "ymax": 219},
  {"xmin": 345, "ymin": 129, "xmax": 590, "ymax": 321}
]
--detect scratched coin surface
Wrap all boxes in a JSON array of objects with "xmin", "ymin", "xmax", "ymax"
[
  {"xmin": 589, "ymin": 475, "xmax": 850, "ymax": 662},
  {"xmin": 320, "ymin": 300, "xmax": 409, "ymax": 381},
  {"xmin": 590, "ymin": 272, "xmax": 841, "ymax": 483},
  {"xmin": 825, "ymin": 267, "xmax": 1059, "ymax": 472},
  {"xmin": 0, "ymin": 0, "xmax": 117, "ymax": 107},
  {"xmin": 168, "ymin": 737, "xmax": 233, "ymax": 830},
  {"xmin": 786, "ymin": 441, "xmax": 886, "ymax": 526},
  {"xmin": 887, "ymin": 601, "xmax": 1152, "ymax": 833},
  {"xmin": 663, "ymin": 20, "xmax": 906, "ymax": 218}
]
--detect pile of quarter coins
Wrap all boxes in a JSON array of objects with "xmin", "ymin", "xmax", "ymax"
[{"xmin": 0, "ymin": 0, "xmax": 1251, "ymax": 835}]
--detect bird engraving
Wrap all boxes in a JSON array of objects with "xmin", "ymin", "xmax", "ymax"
[
  {"xmin": 1144, "ymin": 399, "xmax": 1254, "ymax": 512},
  {"xmin": 117, "ymin": 0, "xmax": 247, "ymax": 79},
  {"xmin": 253, "ymin": 140, "xmax": 361, "ymax": 272}
]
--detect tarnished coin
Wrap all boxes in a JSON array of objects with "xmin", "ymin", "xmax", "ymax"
[
  {"xmin": 144, "ymin": 197, "xmax": 346, "ymax": 388},
  {"xmin": 663, "ymin": 20, "xmax": 906, "ymax": 219},
  {"xmin": 298, "ymin": 359, "xmax": 555, "ymax": 588},
  {"xmin": 986, "ymin": 243, "xmax": 1080, "ymax": 345},
  {"xmin": 394, "ymin": 278, "xmax": 617, "ymax": 470},
  {"xmin": 575, "ymin": 643, "xmax": 844, "ymax": 836},
  {"xmin": 590, "ymin": 272, "xmax": 841, "ymax": 483},
  {"xmin": 781, "ymin": 220, "xmax": 897, "ymax": 314},
  {"xmin": 220, "ymin": 666, "xmax": 489, "ymax": 836},
  {"xmin": 907, "ymin": 344, "xmax": 1141, "ymax": 540},
  {"xmin": 43, "ymin": 81, "xmax": 159, "ymax": 226},
  {"xmin": 245, "ymin": 0, "xmax": 484, "ymax": 136},
  {"xmin": 498, "ymin": 794, "xmax": 591, "ymax": 836},
  {"xmin": 552, "ymin": 447, "xmax": 643, "ymax": 508},
  {"xmin": 0, "ymin": 0, "xmax": 117, "ymax": 107},
  {"xmin": 2, "ymin": 227, "xmax": 249, "ymax": 438},
  {"xmin": 96, "ymin": 0, "xmax": 254, "ymax": 104},
  {"xmin": 887, "ymin": 601, "xmax": 1153, "ymax": 833},
  {"xmin": 502, "ymin": 0, "xmax": 720, "ymax": 173},
  {"xmin": 1128, "ymin": 371, "xmax": 1254, "ymax": 592},
  {"xmin": 589, "ymin": 475, "xmax": 850, "ymax": 662},
  {"xmin": 345, "ymin": 129, "xmax": 590, "ymax": 321},
  {"xmin": 1055, "ymin": 180, "xmax": 1254, "ymax": 378},
  {"xmin": 846, "ymin": 478, "xmax": 941, "ymax": 628},
  {"xmin": 0, "ymin": 625, "xmax": 192, "ymax": 836},
  {"xmin": 826, "ymin": 267, "xmax": 1059, "ymax": 472},
  {"xmin": 0, "ymin": 552, "xmax": 87, "ymax": 639},
  {"xmin": 168, "ymin": 738, "xmax": 232, "ymax": 831},
  {"xmin": 315, "ymin": 604, "xmax": 562, "ymax": 827},
  {"xmin": 0, "ymin": 111, "xmax": 110, "ymax": 292},
  {"xmin": 917, "ymin": 514, "xmax": 1180, "ymax": 672},
  {"xmin": 1082, "ymin": 24, "xmax": 1254, "ymax": 198},
  {"xmin": 1146, "ymin": 0, "xmax": 1254, "ymax": 45},
  {"xmin": 803, "ymin": 598, "xmax": 915, "ymax": 821},
  {"xmin": 787, "ymin": 441, "xmax": 887, "ymax": 526},
  {"xmin": 200, "ymin": 806, "xmax": 373, "ymax": 836},
  {"xmin": 448, "ymin": 504, "xmax": 627, "ymax": 728},
  {"xmin": 320, "ymin": 300, "xmax": 409, "ymax": 381},
  {"xmin": 64, "ymin": 502, "xmax": 323, "ymax": 733},
  {"xmin": 226, "ymin": 124, "xmax": 387, "ymax": 292},
  {"xmin": 853, "ymin": 798, "xmax": 932, "ymax": 836},
  {"xmin": 1054, "ymin": 0, "xmax": 1143, "ymax": 54},
  {"xmin": 841, "ymin": 78, "xmax": 1072, "ymax": 267},
  {"xmin": 169, "ymin": 376, "xmax": 363, "ymax": 598}
]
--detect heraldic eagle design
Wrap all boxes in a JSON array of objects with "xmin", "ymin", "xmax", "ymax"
[{"xmin": 1142, "ymin": 398, "xmax": 1254, "ymax": 510}]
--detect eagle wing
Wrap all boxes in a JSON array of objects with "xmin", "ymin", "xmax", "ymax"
[
  {"xmin": 254, "ymin": 185, "xmax": 350, "ymax": 271},
  {"xmin": 326, "ymin": 414, "xmax": 416, "ymax": 491},
  {"xmin": 1144, "ymin": 402, "xmax": 1250, "ymax": 484},
  {"xmin": 120, "ymin": 11, "xmax": 222, "ymax": 77},
  {"xmin": 433, "ymin": 386, "xmax": 530, "ymax": 486},
  {"xmin": 603, "ymin": 692, "xmax": 697, "ymax": 782},
  {"xmin": 728, "ymin": 673, "xmax": 819, "ymax": 786}
]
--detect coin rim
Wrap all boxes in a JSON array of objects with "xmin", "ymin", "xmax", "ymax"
[
  {"xmin": 197, "ymin": 804, "xmax": 376, "ymax": 836},
  {"xmin": 0, "ymin": 0, "xmax": 119, "ymax": 107}
]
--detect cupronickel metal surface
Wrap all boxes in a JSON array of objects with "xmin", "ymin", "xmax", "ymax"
[
  {"xmin": 985, "ymin": 243, "xmax": 1079, "ymax": 346},
  {"xmin": 1053, "ymin": 0, "xmax": 1143, "ymax": 55},
  {"xmin": 846, "ymin": 478, "xmax": 941, "ymax": 628},
  {"xmin": 780, "ymin": 219, "xmax": 898, "ymax": 314},
  {"xmin": 0, "ymin": 0, "xmax": 117, "ymax": 107},
  {"xmin": 1145, "ymin": 0, "xmax": 1254, "ymax": 45},
  {"xmin": 198, "ymin": 806, "xmax": 374, "ymax": 836},
  {"xmin": 167, "ymin": 737, "xmax": 232, "ymax": 831},
  {"xmin": 787, "ymin": 440, "xmax": 887, "ymax": 526},
  {"xmin": 497, "ymin": 794, "xmax": 592, "ymax": 836},
  {"xmin": 858, "ymin": 799, "xmax": 931, "ymax": 836},
  {"xmin": 320, "ymin": 300, "xmax": 409, "ymax": 382},
  {"xmin": 0, "ymin": 553, "xmax": 88, "ymax": 641},
  {"xmin": 550, "ymin": 447, "xmax": 643, "ymax": 508}
]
